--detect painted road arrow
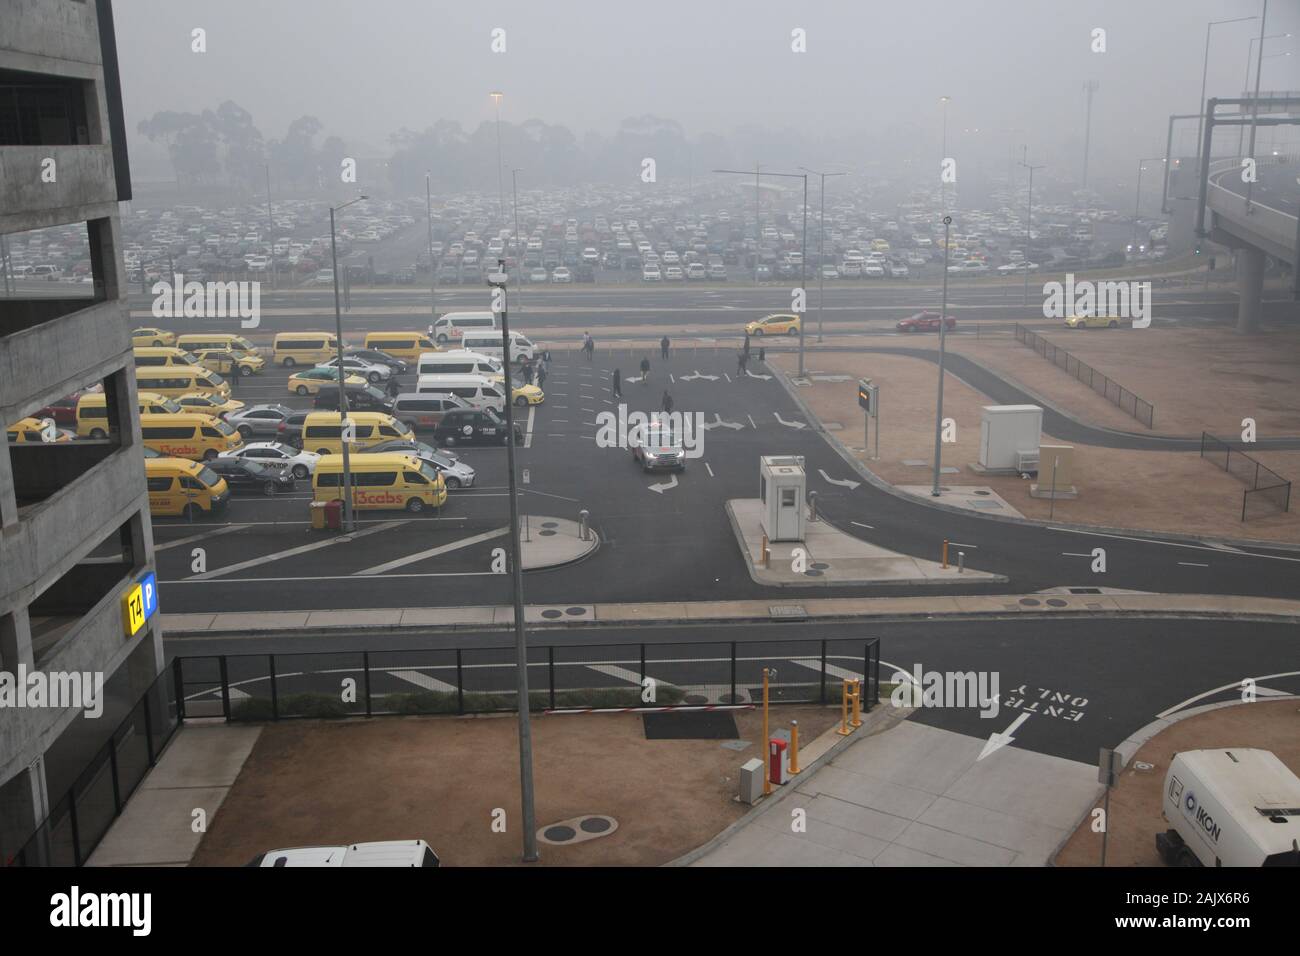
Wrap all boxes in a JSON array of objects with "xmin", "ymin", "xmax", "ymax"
[
  {"xmin": 702, "ymin": 414, "xmax": 745, "ymax": 431},
  {"xmin": 978, "ymin": 712, "xmax": 1030, "ymax": 761},
  {"xmin": 818, "ymin": 469, "xmax": 861, "ymax": 489},
  {"xmin": 648, "ymin": 474, "xmax": 679, "ymax": 494},
  {"xmin": 773, "ymin": 412, "xmax": 806, "ymax": 429},
  {"xmin": 681, "ymin": 370, "xmax": 720, "ymax": 381},
  {"xmin": 744, "ymin": 369, "xmax": 773, "ymax": 380},
  {"xmin": 625, "ymin": 375, "xmax": 644, "ymax": 383}
]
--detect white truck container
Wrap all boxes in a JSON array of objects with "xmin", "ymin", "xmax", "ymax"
[{"xmin": 1157, "ymin": 748, "xmax": 1300, "ymax": 867}]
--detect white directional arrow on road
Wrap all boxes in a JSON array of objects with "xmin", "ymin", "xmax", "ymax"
[
  {"xmin": 978, "ymin": 712, "xmax": 1030, "ymax": 761},
  {"xmin": 648, "ymin": 474, "xmax": 679, "ymax": 494},
  {"xmin": 818, "ymin": 469, "xmax": 860, "ymax": 489},
  {"xmin": 681, "ymin": 370, "xmax": 720, "ymax": 381},
  {"xmin": 744, "ymin": 369, "xmax": 772, "ymax": 380},
  {"xmin": 773, "ymin": 412, "xmax": 806, "ymax": 429},
  {"xmin": 702, "ymin": 414, "xmax": 745, "ymax": 431},
  {"xmin": 625, "ymin": 375, "xmax": 644, "ymax": 383}
]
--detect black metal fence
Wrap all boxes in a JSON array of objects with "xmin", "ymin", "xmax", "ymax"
[
  {"xmin": 9, "ymin": 638, "xmax": 880, "ymax": 866},
  {"xmin": 8, "ymin": 665, "xmax": 182, "ymax": 867},
  {"xmin": 1200, "ymin": 432, "xmax": 1293, "ymax": 520},
  {"xmin": 1014, "ymin": 324, "xmax": 1155, "ymax": 428},
  {"xmin": 173, "ymin": 639, "xmax": 881, "ymax": 721}
]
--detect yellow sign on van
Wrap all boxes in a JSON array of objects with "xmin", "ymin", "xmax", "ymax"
[{"xmin": 122, "ymin": 583, "xmax": 146, "ymax": 637}]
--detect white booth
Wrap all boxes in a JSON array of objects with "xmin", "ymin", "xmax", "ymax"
[
  {"xmin": 759, "ymin": 455, "xmax": 806, "ymax": 542},
  {"xmin": 977, "ymin": 405, "xmax": 1043, "ymax": 473}
]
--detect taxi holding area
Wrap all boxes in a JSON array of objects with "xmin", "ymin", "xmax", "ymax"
[{"xmin": 312, "ymin": 452, "xmax": 447, "ymax": 514}]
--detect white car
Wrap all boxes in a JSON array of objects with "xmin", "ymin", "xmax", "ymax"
[
  {"xmin": 685, "ymin": 262, "xmax": 706, "ymax": 280},
  {"xmin": 863, "ymin": 262, "xmax": 885, "ymax": 278},
  {"xmin": 886, "ymin": 262, "xmax": 909, "ymax": 278},
  {"xmin": 642, "ymin": 264, "xmax": 662, "ymax": 281},
  {"xmin": 529, "ymin": 267, "xmax": 549, "ymax": 283},
  {"xmin": 218, "ymin": 442, "xmax": 320, "ymax": 480},
  {"xmin": 551, "ymin": 266, "xmax": 572, "ymax": 283},
  {"xmin": 821, "ymin": 264, "xmax": 839, "ymax": 279},
  {"xmin": 665, "ymin": 265, "xmax": 684, "ymax": 281},
  {"xmin": 996, "ymin": 261, "xmax": 1039, "ymax": 272},
  {"xmin": 662, "ymin": 250, "xmax": 680, "ymax": 265},
  {"xmin": 318, "ymin": 356, "xmax": 391, "ymax": 383}
]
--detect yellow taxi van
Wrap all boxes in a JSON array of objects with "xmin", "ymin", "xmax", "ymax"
[
  {"xmin": 273, "ymin": 331, "xmax": 340, "ymax": 367},
  {"xmin": 132, "ymin": 346, "xmax": 201, "ymax": 368},
  {"xmin": 75, "ymin": 391, "xmax": 185, "ymax": 438},
  {"xmin": 6, "ymin": 417, "xmax": 72, "ymax": 443},
  {"xmin": 312, "ymin": 452, "xmax": 447, "ymax": 513},
  {"xmin": 175, "ymin": 333, "xmax": 259, "ymax": 355},
  {"xmin": 139, "ymin": 413, "xmax": 244, "ymax": 460},
  {"xmin": 131, "ymin": 327, "xmax": 176, "ymax": 347},
  {"xmin": 135, "ymin": 365, "xmax": 232, "ymax": 400},
  {"xmin": 300, "ymin": 411, "xmax": 413, "ymax": 456},
  {"xmin": 363, "ymin": 331, "xmax": 439, "ymax": 362},
  {"xmin": 145, "ymin": 457, "xmax": 230, "ymax": 518}
]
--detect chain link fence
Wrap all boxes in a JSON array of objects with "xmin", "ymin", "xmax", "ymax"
[
  {"xmin": 1014, "ymin": 324, "xmax": 1155, "ymax": 428},
  {"xmin": 1200, "ymin": 432, "xmax": 1292, "ymax": 520}
]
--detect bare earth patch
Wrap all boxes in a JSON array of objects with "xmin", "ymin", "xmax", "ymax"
[{"xmin": 190, "ymin": 705, "xmax": 840, "ymax": 866}]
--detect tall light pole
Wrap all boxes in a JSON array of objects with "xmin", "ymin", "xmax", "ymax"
[
  {"xmin": 329, "ymin": 195, "xmax": 368, "ymax": 533},
  {"xmin": 1246, "ymin": 2, "xmax": 1272, "ymax": 213},
  {"xmin": 1196, "ymin": 15, "xmax": 1259, "ymax": 172},
  {"xmin": 1019, "ymin": 152, "xmax": 1045, "ymax": 307},
  {"xmin": 487, "ymin": 260, "xmax": 538, "ymax": 864},
  {"xmin": 490, "ymin": 91, "xmax": 505, "ymax": 222},
  {"xmin": 1133, "ymin": 158, "xmax": 1164, "ymax": 250},
  {"xmin": 801, "ymin": 166, "xmax": 848, "ymax": 344},
  {"xmin": 1081, "ymin": 81, "xmax": 1100, "ymax": 188},
  {"xmin": 426, "ymin": 173, "xmax": 437, "ymax": 326},
  {"xmin": 931, "ymin": 215, "xmax": 953, "ymax": 498},
  {"xmin": 939, "ymin": 96, "xmax": 951, "ymax": 213},
  {"xmin": 1240, "ymin": 34, "xmax": 1292, "ymax": 156},
  {"xmin": 510, "ymin": 168, "xmax": 524, "ymax": 317}
]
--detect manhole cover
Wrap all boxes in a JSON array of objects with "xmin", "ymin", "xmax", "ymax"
[
  {"xmin": 541, "ymin": 521, "xmax": 559, "ymax": 529},
  {"xmin": 804, "ymin": 569, "xmax": 824, "ymax": 576},
  {"xmin": 1046, "ymin": 598, "xmax": 1068, "ymax": 607},
  {"xmin": 538, "ymin": 815, "xmax": 620, "ymax": 846},
  {"xmin": 685, "ymin": 694, "xmax": 709, "ymax": 704},
  {"xmin": 1019, "ymin": 598, "xmax": 1041, "ymax": 606},
  {"xmin": 718, "ymin": 693, "xmax": 742, "ymax": 705},
  {"xmin": 1135, "ymin": 761, "xmax": 1155, "ymax": 772},
  {"xmin": 565, "ymin": 607, "xmax": 587, "ymax": 616},
  {"xmin": 580, "ymin": 817, "xmax": 612, "ymax": 834},
  {"xmin": 541, "ymin": 609, "xmax": 563, "ymax": 619},
  {"xmin": 543, "ymin": 825, "xmax": 576, "ymax": 842},
  {"xmin": 539, "ymin": 530, "xmax": 557, "ymax": 536},
  {"xmin": 973, "ymin": 490, "xmax": 991, "ymax": 496},
  {"xmin": 810, "ymin": 562, "xmax": 829, "ymax": 570}
]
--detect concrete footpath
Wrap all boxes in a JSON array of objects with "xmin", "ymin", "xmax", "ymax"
[{"xmin": 162, "ymin": 592, "xmax": 1300, "ymax": 637}]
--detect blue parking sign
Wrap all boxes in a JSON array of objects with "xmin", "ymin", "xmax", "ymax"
[{"xmin": 140, "ymin": 571, "xmax": 158, "ymax": 620}]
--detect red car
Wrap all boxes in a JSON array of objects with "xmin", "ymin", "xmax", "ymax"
[
  {"xmin": 896, "ymin": 311, "xmax": 957, "ymax": 333},
  {"xmin": 35, "ymin": 392, "xmax": 82, "ymax": 426}
]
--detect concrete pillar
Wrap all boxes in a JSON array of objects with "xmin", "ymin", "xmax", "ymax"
[
  {"xmin": 1236, "ymin": 245, "xmax": 1265, "ymax": 335},
  {"xmin": 0, "ymin": 759, "xmax": 49, "ymax": 866},
  {"xmin": 0, "ymin": 443, "xmax": 16, "ymax": 529}
]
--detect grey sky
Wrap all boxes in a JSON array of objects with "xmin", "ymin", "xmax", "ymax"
[{"xmin": 113, "ymin": 0, "xmax": 1299, "ymax": 187}]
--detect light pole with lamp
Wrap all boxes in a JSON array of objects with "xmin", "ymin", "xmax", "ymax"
[
  {"xmin": 426, "ymin": 173, "xmax": 437, "ymax": 327},
  {"xmin": 487, "ymin": 260, "xmax": 538, "ymax": 863},
  {"xmin": 1132, "ymin": 157, "xmax": 1164, "ymax": 253},
  {"xmin": 1239, "ymin": 33, "xmax": 1292, "ymax": 156},
  {"xmin": 939, "ymin": 96, "xmax": 951, "ymax": 213},
  {"xmin": 1019, "ymin": 152, "xmax": 1045, "ymax": 306},
  {"xmin": 931, "ymin": 215, "xmax": 953, "ymax": 498},
  {"xmin": 329, "ymin": 194, "xmax": 368, "ymax": 533},
  {"xmin": 490, "ymin": 91, "xmax": 505, "ymax": 223},
  {"xmin": 1196, "ymin": 15, "xmax": 1259, "ymax": 172},
  {"xmin": 800, "ymin": 166, "xmax": 848, "ymax": 344},
  {"xmin": 511, "ymin": 167, "xmax": 523, "ymax": 317}
]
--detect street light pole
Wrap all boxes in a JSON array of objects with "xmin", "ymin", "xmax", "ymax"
[
  {"xmin": 512, "ymin": 168, "xmax": 523, "ymax": 318},
  {"xmin": 426, "ymin": 173, "xmax": 437, "ymax": 324},
  {"xmin": 1245, "ymin": 2, "xmax": 1271, "ymax": 212},
  {"xmin": 931, "ymin": 215, "xmax": 953, "ymax": 498},
  {"xmin": 1196, "ymin": 15, "xmax": 1259, "ymax": 173},
  {"xmin": 940, "ymin": 97, "xmax": 951, "ymax": 213},
  {"xmin": 490, "ymin": 91, "xmax": 505, "ymax": 223},
  {"xmin": 1240, "ymin": 34, "xmax": 1291, "ymax": 156},
  {"xmin": 801, "ymin": 167, "xmax": 848, "ymax": 345},
  {"xmin": 329, "ymin": 195, "xmax": 367, "ymax": 533},
  {"xmin": 488, "ymin": 259, "xmax": 538, "ymax": 864},
  {"xmin": 1133, "ymin": 158, "xmax": 1163, "ymax": 251},
  {"xmin": 1019, "ymin": 153, "xmax": 1045, "ymax": 306}
]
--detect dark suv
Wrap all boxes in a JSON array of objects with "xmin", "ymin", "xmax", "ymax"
[
  {"xmin": 312, "ymin": 383, "xmax": 395, "ymax": 414},
  {"xmin": 433, "ymin": 408, "xmax": 523, "ymax": 446}
]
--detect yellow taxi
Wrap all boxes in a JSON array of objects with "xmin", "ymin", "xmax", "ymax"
[
  {"xmin": 1065, "ymin": 313, "xmax": 1122, "ymax": 329},
  {"xmin": 512, "ymin": 384, "xmax": 545, "ymax": 406},
  {"xmin": 287, "ymin": 368, "xmax": 367, "ymax": 396},
  {"xmin": 744, "ymin": 313, "xmax": 801, "ymax": 337},
  {"xmin": 192, "ymin": 348, "xmax": 266, "ymax": 377},
  {"xmin": 176, "ymin": 392, "xmax": 245, "ymax": 417},
  {"xmin": 6, "ymin": 416, "xmax": 73, "ymax": 443},
  {"xmin": 132, "ymin": 327, "xmax": 176, "ymax": 347}
]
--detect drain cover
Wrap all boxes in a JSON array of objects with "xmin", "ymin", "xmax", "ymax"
[
  {"xmin": 537, "ymin": 814, "xmax": 619, "ymax": 846},
  {"xmin": 1019, "ymin": 598, "xmax": 1041, "ymax": 606}
]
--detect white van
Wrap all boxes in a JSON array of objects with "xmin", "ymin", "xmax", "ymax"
[
  {"xmin": 416, "ymin": 373, "xmax": 507, "ymax": 413},
  {"xmin": 431, "ymin": 311, "xmax": 497, "ymax": 345},
  {"xmin": 250, "ymin": 839, "xmax": 440, "ymax": 867},
  {"xmin": 417, "ymin": 349, "xmax": 503, "ymax": 379},
  {"xmin": 1158, "ymin": 749, "xmax": 1300, "ymax": 867},
  {"xmin": 460, "ymin": 330, "xmax": 536, "ymax": 364}
]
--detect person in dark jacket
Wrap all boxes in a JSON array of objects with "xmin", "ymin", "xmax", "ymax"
[
  {"xmin": 660, "ymin": 335, "xmax": 670, "ymax": 359},
  {"xmin": 737, "ymin": 350, "xmax": 748, "ymax": 376},
  {"xmin": 537, "ymin": 363, "xmax": 547, "ymax": 390},
  {"xmin": 661, "ymin": 390, "xmax": 674, "ymax": 414},
  {"xmin": 639, "ymin": 356, "xmax": 650, "ymax": 385},
  {"xmin": 612, "ymin": 368, "xmax": 622, "ymax": 399}
]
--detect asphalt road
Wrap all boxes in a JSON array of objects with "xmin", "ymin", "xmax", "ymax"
[
  {"xmin": 1214, "ymin": 161, "xmax": 1300, "ymax": 217},
  {"xmin": 155, "ymin": 348, "xmax": 1300, "ymax": 616},
  {"xmin": 164, "ymin": 617, "xmax": 1300, "ymax": 766}
]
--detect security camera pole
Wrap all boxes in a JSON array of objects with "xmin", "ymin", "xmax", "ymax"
[
  {"xmin": 489, "ymin": 259, "xmax": 538, "ymax": 863},
  {"xmin": 932, "ymin": 215, "xmax": 952, "ymax": 498},
  {"xmin": 329, "ymin": 194, "xmax": 367, "ymax": 532}
]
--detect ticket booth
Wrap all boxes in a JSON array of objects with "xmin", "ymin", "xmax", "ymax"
[{"xmin": 759, "ymin": 455, "xmax": 806, "ymax": 542}]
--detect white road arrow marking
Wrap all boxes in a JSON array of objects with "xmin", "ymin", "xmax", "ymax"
[
  {"xmin": 625, "ymin": 375, "xmax": 644, "ymax": 383},
  {"xmin": 978, "ymin": 712, "xmax": 1030, "ymax": 761},
  {"xmin": 681, "ymin": 370, "xmax": 719, "ymax": 381},
  {"xmin": 701, "ymin": 414, "xmax": 745, "ymax": 431},
  {"xmin": 648, "ymin": 474, "xmax": 679, "ymax": 494},
  {"xmin": 744, "ymin": 369, "xmax": 772, "ymax": 380},
  {"xmin": 818, "ymin": 469, "xmax": 860, "ymax": 489},
  {"xmin": 774, "ymin": 412, "xmax": 806, "ymax": 429}
]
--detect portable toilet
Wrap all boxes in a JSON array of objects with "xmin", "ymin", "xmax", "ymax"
[{"xmin": 759, "ymin": 455, "xmax": 806, "ymax": 542}]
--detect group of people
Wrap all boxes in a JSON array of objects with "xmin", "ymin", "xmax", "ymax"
[{"xmin": 519, "ymin": 354, "xmax": 548, "ymax": 389}]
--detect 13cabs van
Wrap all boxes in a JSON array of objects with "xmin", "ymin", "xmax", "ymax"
[
  {"xmin": 145, "ymin": 457, "xmax": 230, "ymax": 518},
  {"xmin": 313, "ymin": 452, "xmax": 447, "ymax": 514}
]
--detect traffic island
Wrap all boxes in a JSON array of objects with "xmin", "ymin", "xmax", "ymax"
[
  {"xmin": 519, "ymin": 515, "xmax": 599, "ymax": 571},
  {"xmin": 725, "ymin": 498, "xmax": 1005, "ymax": 587}
]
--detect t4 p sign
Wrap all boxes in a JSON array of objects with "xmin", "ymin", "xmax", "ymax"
[{"xmin": 121, "ymin": 571, "xmax": 159, "ymax": 638}]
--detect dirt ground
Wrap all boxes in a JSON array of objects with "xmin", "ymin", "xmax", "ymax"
[
  {"xmin": 191, "ymin": 705, "xmax": 840, "ymax": 866},
  {"xmin": 1054, "ymin": 700, "xmax": 1300, "ymax": 867},
  {"xmin": 772, "ymin": 341, "xmax": 1300, "ymax": 544}
]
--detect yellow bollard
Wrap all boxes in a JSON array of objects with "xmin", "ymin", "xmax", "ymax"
[
  {"xmin": 789, "ymin": 720, "xmax": 801, "ymax": 774},
  {"xmin": 942, "ymin": 538, "xmax": 949, "ymax": 569},
  {"xmin": 762, "ymin": 668, "xmax": 771, "ymax": 796},
  {"xmin": 760, "ymin": 532, "xmax": 770, "ymax": 569},
  {"xmin": 836, "ymin": 679, "xmax": 852, "ymax": 736},
  {"xmin": 850, "ymin": 679, "xmax": 863, "ymax": 728}
]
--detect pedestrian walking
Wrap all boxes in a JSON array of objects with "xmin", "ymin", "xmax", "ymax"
[
  {"xmin": 661, "ymin": 390, "xmax": 674, "ymax": 415},
  {"xmin": 660, "ymin": 335, "xmax": 670, "ymax": 360},
  {"xmin": 537, "ymin": 363, "xmax": 547, "ymax": 390},
  {"xmin": 582, "ymin": 332, "xmax": 594, "ymax": 361},
  {"xmin": 521, "ymin": 359, "xmax": 534, "ymax": 385},
  {"xmin": 612, "ymin": 367, "xmax": 622, "ymax": 399},
  {"xmin": 742, "ymin": 332, "xmax": 751, "ymax": 358},
  {"xmin": 639, "ymin": 356, "xmax": 650, "ymax": 385},
  {"xmin": 737, "ymin": 350, "xmax": 748, "ymax": 376}
]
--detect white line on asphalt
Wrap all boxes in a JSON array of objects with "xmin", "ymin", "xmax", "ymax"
[
  {"xmin": 724, "ymin": 373, "xmax": 731, "ymax": 382},
  {"xmin": 185, "ymin": 520, "xmax": 407, "ymax": 580},
  {"xmin": 524, "ymin": 404, "xmax": 536, "ymax": 448},
  {"xmin": 356, "ymin": 527, "xmax": 509, "ymax": 576},
  {"xmin": 747, "ymin": 415, "xmax": 756, "ymax": 429},
  {"xmin": 947, "ymin": 542, "xmax": 979, "ymax": 549},
  {"xmin": 1048, "ymin": 526, "xmax": 1300, "ymax": 563},
  {"xmin": 670, "ymin": 374, "xmax": 675, "ymax": 384},
  {"xmin": 153, "ymin": 524, "xmax": 245, "ymax": 551},
  {"xmin": 851, "ymin": 521, "xmax": 875, "ymax": 529},
  {"xmin": 163, "ymin": 571, "xmax": 502, "ymax": 584},
  {"xmin": 1156, "ymin": 671, "xmax": 1300, "ymax": 719},
  {"xmin": 705, "ymin": 463, "xmax": 714, "ymax": 478},
  {"xmin": 552, "ymin": 419, "xmax": 569, "ymax": 423},
  {"xmin": 586, "ymin": 664, "xmax": 643, "ymax": 684},
  {"xmin": 1177, "ymin": 562, "xmax": 1210, "ymax": 567},
  {"xmin": 1061, "ymin": 552, "xmax": 1093, "ymax": 557},
  {"xmin": 789, "ymin": 659, "xmax": 862, "ymax": 682},
  {"xmin": 387, "ymin": 669, "xmax": 457, "ymax": 692}
]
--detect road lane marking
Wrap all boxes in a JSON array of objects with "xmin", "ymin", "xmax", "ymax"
[
  {"xmin": 1177, "ymin": 562, "xmax": 1210, "ymax": 567},
  {"xmin": 524, "ymin": 404, "xmax": 536, "ymax": 448},
  {"xmin": 947, "ymin": 542, "xmax": 979, "ymax": 549},
  {"xmin": 747, "ymin": 415, "xmax": 756, "ymax": 429},
  {"xmin": 388, "ymin": 669, "xmax": 457, "ymax": 692},
  {"xmin": 185, "ymin": 519, "xmax": 407, "ymax": 580},
  {"xmin": 586, "ymin": 664, "xmax": 643, "ymax": 684},
  {"xmin": 705, "ymin": 463, "xmax": 714, "ymax": 478},
  {"xmin": 163, "ymin": 571, "xmax": 501, "ymax": 583},
  {"xmin": 153, "ymin": 524, "xmax": 245, "ymax": 551},
  {"xmin": 1156, "ymin": 671, "xmax": 1300, "ymax": 718},
  {"xmin": 1048, "ymin": 526, "xmax": 1300, "ymax": 563},
  {"xmin": 356, "ymin": 526, "xmax": 509, "ymax": 575},
  {"xmin": 1062, "ymin": 552, "xmax": 1093, "ymax": 557},
  {"xmin": 851, "ymin": 521, "xmax": 875, "ymax": 529}
]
